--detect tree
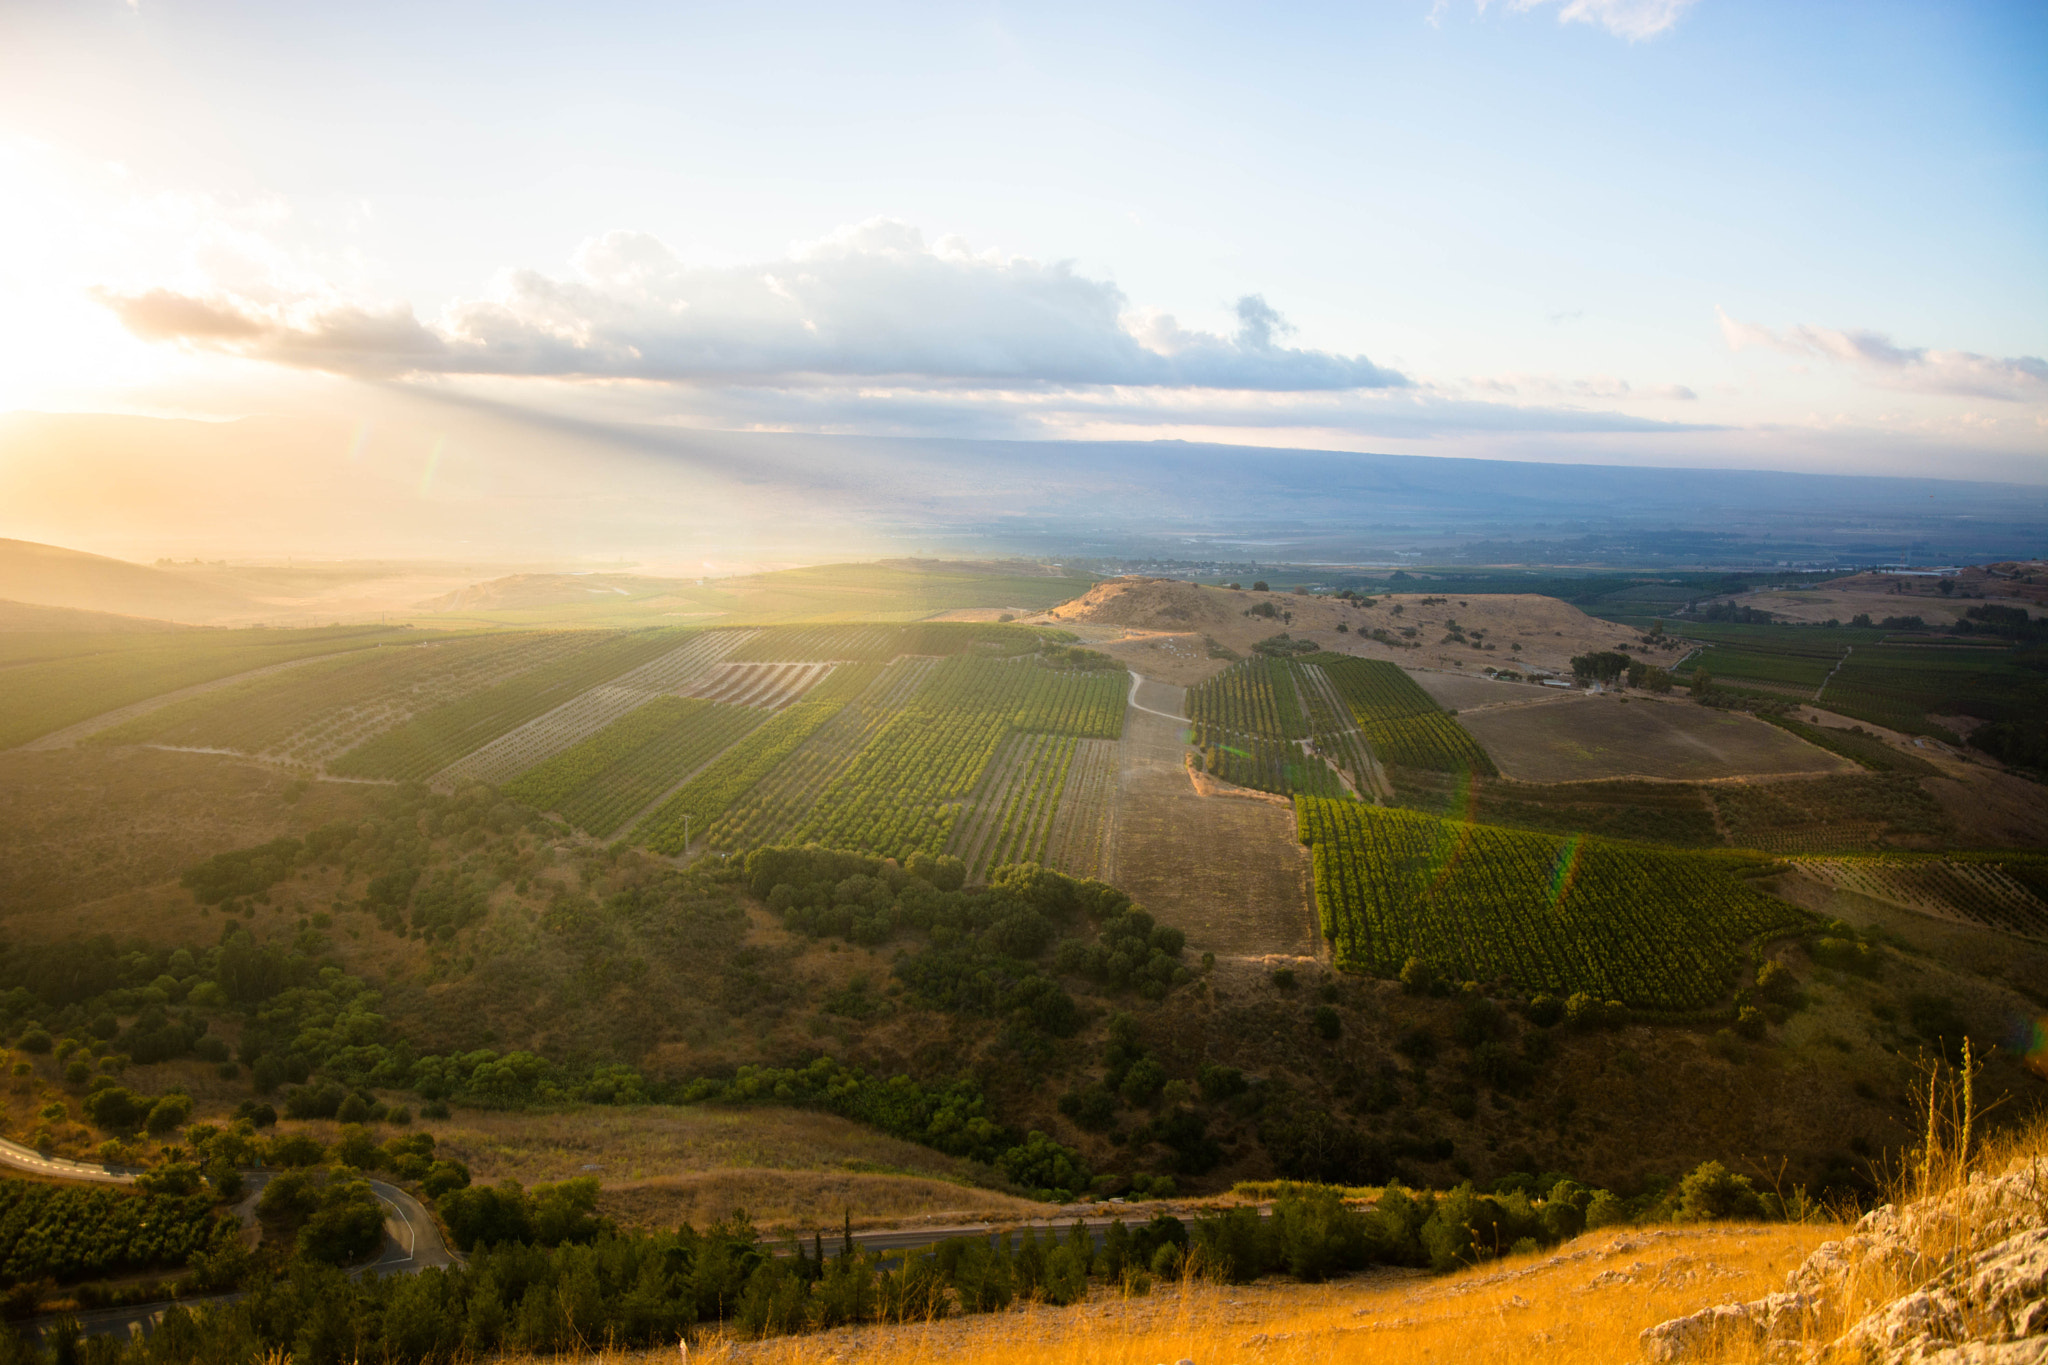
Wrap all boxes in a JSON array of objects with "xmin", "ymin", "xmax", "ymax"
[
  {"xmin": 1674, "ymin": 1161, "xmax": 1765, "ymax": 1222},
  {"xmin": 144, "ymin": 1093, "xmax": 193, "ymax": 1137},
  {"xmin": 1252, "ymin": 581, "xmax": 1270, "ymax": 592}
]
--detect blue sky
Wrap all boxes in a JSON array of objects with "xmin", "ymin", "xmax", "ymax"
[{"xmin": 2, "ymin": 0, "xmax": 2043, "ymax": 482}]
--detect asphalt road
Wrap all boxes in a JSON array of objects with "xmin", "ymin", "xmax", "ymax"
[{"xmin": 0, "ymin": 1139, "xmax": 462, "ymax": 1340}]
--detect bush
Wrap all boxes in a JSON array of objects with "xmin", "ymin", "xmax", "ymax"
[
  {"xmin": 144, "ymin": 1093, "xmax": 193, "ymax": 1137},
  {"xmin": 266, "ymin": 1133, "xmax": 327, "ymax": 1168},
  {"xmin": 1312, "ymin": 1005, "xmax": 1342, "ymax": 1040},
  {"xmin": 1674, "ymin": 1161, "xmax": 1765, "ymax": 1222},
  {"xmin": 1399, "ymin": 958, "xmax": 1435, "ymax": 995}
]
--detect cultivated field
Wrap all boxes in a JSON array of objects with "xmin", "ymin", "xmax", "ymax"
[
  {"xmin": 1110, "ymin": 679, "xmax": 1317, "ymax": 960},
  {"xmin": 1297, "ymin": 797, "xmax": 1806, "ymax": 1006},
  {"xmin": 1457, "ymin": 694, "xmax": 1854, "ymax": 783},
  {"xmin": 698, "ymin": 658, "xmax": 934, "ymax": 851},
  {"xmin": 437, "ymin": 629, "xmax": 751, "ymax": 785}
]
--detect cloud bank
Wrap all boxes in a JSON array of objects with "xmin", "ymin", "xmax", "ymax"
[
  {"xmin": 1717, "ymin": 307, "xmax": 2048, "ymax": 401},
  {"xmin": 98, "ymin": 220, "xmax": 1408, "ymax": 393},
  {"xmin": 1464, "ymin": 0, "xmax": 1698, "ymax": 41}
]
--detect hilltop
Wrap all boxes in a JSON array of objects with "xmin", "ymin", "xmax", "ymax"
[{"xmin": 1030, "ymin": 577, "xmax": 1657, "ymax": 685}]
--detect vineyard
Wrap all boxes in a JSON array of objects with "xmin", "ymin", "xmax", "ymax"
[
  {"xmin": 679, "ymin": 660, "xmax": 835, "ymax": 709},
  {"xmin": 1296, "ymin": 795, "xmax": 1806, "ymax": 1008},
  {"xmin": 1712, "ymin": 773, "xmax": 1952, "ymax": 853},
  {"xmin": 1186, "ymin": 654, "xmax": 1493, "ymax": 792},
  {"xmin": 500, "ymin": 696, "xmax": 766, "ymax": 836},
  {"xmin": 698, "ymin": 658, "xmax": 936, "ymax": 851},
  {"xmin": 949, "ymin": 731, "xmax": 1080, "ymax": 878},
  {"xmin": 0, "ymin": 1178, "xmax": 231, "ymax": 1285},
  {"xmin": 1039, "ymin": 736, "xmax": 1119, "ymax": 880},
  {"xmin": 330, "ymin": 629, "xmax": 691, "ymax": 782},
  {"xmin": 635, "ymin": 662, "xmax": 887, "ymax": 854},
  {"xmin": 1, "ymin": 623, "xmax": 420, "ymax": 752},
  {"xmin": 1792, "ymin": 855, "xmax": 2048, "ymax": 939},
  {"xmin": 438, "ymin": 630, "xmax": 751, "ymax": 786},
  {"xmin": 1191, "ymin": 723, "xmax": 1346, "ymax": 798},
  {"xmin": 89, "ymin": 630, "xmax": 591, "ymax": 768},
  {"xmin": 782, "ymin": 656, "xmax": 1129, "ymax": 860},
  {"xmin": 724, "ymin": 621, "xmax": 1044, "ymax": 662}
]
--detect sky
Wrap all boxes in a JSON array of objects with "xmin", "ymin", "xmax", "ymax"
[{"xmin": 1, "ymin": 0, "xmax": 2045, "ymax": 494}]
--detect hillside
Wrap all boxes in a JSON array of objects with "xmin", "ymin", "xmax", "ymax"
[
  {"xmin": 0, "ymin": 538, "xmax": 255, "ymax": 624},
  {"xmin": 1034, "ymin": 577, "xmax": 1658, "ymax": 684}
]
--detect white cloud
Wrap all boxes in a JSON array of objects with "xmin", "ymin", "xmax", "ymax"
[
  {"xmin": 1718, "ymin": 307, "xmax": 2048, "ymax": 401},
  {"xmin": 1477, "ymin": 0, "xmax": 1699, "ymax": 41},
  {"xmin": 98, "ymin": 220, "xmax": 1409, "ymax": 393}
]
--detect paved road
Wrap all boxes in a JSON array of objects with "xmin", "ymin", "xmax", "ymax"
[{"xmin": 0, "ymin": 1139, "xmax": 462, "ymax": 1340}]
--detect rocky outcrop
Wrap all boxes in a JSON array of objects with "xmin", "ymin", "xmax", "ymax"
[{"xmin": 1639, "ymin": 1165, "xmax": 2047, "ymax": 1363}]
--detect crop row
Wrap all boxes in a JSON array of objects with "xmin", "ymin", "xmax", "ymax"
[
  {"xmin": 1040, "ymin": 737, "xmax": 1119, "ymax": 880},
  {"xmin": 92, "ymin": 631, "xmax": 585, "ymax": 764},
  {"xmin": 781, "ymin": 657, "xmax": 1123, "ymax": 860},
  {"xmin": 441, "ymin": 631, "xmax": 747, "ymax": 786},
  {"xmin": 1296, "ymin": 796, "xmax": 1806, "ymax": 1008},
  {"xmin": 0, "ymin": 1179, "xmax": 229, "ymax": 1284},
  {"xmin": 331, "ymin": 630, "xmax": 694, "ymax": 782},
  {"xmin": 702, "ymin": 658, "xmax": 939, "ymax": 850},
  {"xmin": 5, "ymin": 624, "xmax": 427, "ymax": 752},
  {"xmin": 725, "ymin": 621, "xmax": 1045, "ymax": 663},
  {"xmin": 635, "ymin": 662, "xmax": 887, "ymax": 853},
  {"xmin": 1361, "ymin": 712, "xmax": 1498, "ymax": 776},
  {"xmin": 950, "ymin": 731, "xmax": 1080, "ymax": 878},
  {"xmin": 502, "ymin": 696, "xmax": 766, "ymax": 836},
  {"xmin": 1319, "ymin": 656, "xmax": 1442, "ymax": 724},
  {"xmin": 1192, "ymin": 722, "xmax": 1346, "ymax": 798},
  {"xmin": 1186, "ymin": 657, "xmax": 1308, "ymax": 740},
  {"xmin": 1794, "ymin": 857, "xmax": 2048, "ymax": 939}
]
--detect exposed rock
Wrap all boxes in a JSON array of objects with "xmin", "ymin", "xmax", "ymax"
[
  {"xmin": 1639, "ymin": 1292, "xmax": 1817, "ymax": 1363},
  {"xmin": 1640, "ymin": 1164, "xmax": 2047, "ymax": 1362}
]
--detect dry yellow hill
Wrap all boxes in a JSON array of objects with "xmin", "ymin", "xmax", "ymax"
[{"xmin": 1028, "ymin": 577, "xmax": 1668, "ymax": 685}]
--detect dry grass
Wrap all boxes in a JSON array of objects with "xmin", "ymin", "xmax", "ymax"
[
  {"xmin": 607, "ymin": 1222, "xmax": 1839, "ymax": 1365},
  {"xmin": 420, "ymin": 1105, "xmax": 1000, "ymax": 1191},
  {"xmin": 600, "ymin": 1171, "xmax": 1041, "ymax": 1236}
]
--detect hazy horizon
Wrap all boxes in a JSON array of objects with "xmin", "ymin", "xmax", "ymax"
[{"xmin": 3, "ymin": 0, "xmax": 2044, "ymax": 562}]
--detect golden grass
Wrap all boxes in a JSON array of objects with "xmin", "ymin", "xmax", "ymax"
[
  {"xmin": 420, "ymin": 1105, "xmax": 998, "ymax": 1190},
  {"xmin": 627, "ymin": 1222, "xmax": 1838, "ymax": 1365},
  {"xmin": 599, "ymin": 1171, "xmax": 1042, "ymax": 1237}
]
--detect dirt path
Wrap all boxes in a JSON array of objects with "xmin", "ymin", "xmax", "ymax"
[{"xmin": 1110, "ymin": 678, "xmax": 1316, "ymax": 959}]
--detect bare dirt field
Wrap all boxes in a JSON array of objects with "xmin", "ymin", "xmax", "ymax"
[
  {"xmin": 1456, "ymin": 694, "xmax": 1854, "ymax": 784},
  {"xmin": 1109, "ymin": 680, "xmax": 1315, "ymax": 960},
  {"xmin": 1028, "ymin": 578, "xmax": 1664, "ymax": 684},
  {"xmin": 1406, "ymin": 667, "xmax": 1554, "ymax": 712}
]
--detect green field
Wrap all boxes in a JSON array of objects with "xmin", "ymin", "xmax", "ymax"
[
  {"xmin": 786, "ymin": 656, "xmax": 1125, "ymax": 858},
  {"xmin": 1186, "ymin": 654, "xmax": 1494, "ymax": 794},
  {"xmin": 1667, "ymin": 621, "xmax": 2048, "ymax": 741},
  {"xmin": 331, "ymin": 630, "xmax": 690, "ymax": 781},
  {"xmin": 419, "ymin": 561, "xmax": 1095, "ymax": 629},
  {"xmin": 1296, "ymin": 796, "xmax": 1805, "ymax": 1008},
  {"xmin": 90, "ymin": 631, "xmax": 576, "ymax": 762},
  {"xmin": 637, "ymin": 663, "xmax": 887, "ymax": 852},
  {"xmin": 501, "ymin": 696, "xmax": 767, "ymax": 836},
  {"xmin": 0, "ymin": 624, "xmax": 420, "ymax": 750}
]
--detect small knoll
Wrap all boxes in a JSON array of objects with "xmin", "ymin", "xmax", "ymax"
[
  {"xmin": 1033, "ymin": 577, "xmax": 1658, "ymax": 685},
  {"xmin": 1045, "ymin": 576, "xmax": 1238, "ymax": 630}
]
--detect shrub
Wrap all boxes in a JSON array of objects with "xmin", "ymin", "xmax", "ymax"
[
  {"xmin": 144, "ymin": 1093, "xmax": 193, "ymax": 1137},
  {"xmin": 1674, "ymin": 1161, "xmax": 1765, "ymax": 1222},
  {"xmin": 1312, "ymin": 1005, "xmax": 1341, "ymax": 1040}
]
